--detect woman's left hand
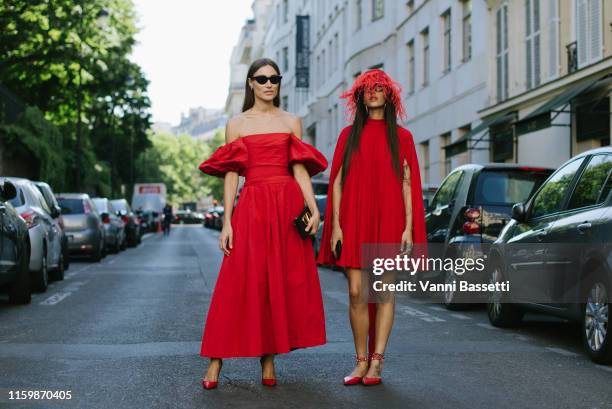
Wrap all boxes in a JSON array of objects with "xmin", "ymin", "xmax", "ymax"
[
  {"xmin": 400, "ymin": 229, "xmax": 413, "ymax": 256},
  {"xmin": 305, "ymin": 209, "xmax": 321, "ymax": 235}
]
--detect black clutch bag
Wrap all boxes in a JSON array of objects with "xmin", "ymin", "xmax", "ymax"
[
  {"xmin": 293, "ymin": 205, "xmax": 312, "ymax": 239},
  {"xmin": 334, "ymin": 240, "xmax": 342, "ymax": 259}
]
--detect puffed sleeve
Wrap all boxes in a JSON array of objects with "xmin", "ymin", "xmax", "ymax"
[
  {"xmin": 198, "ymin": 137, "xmax": 248, "ymax": 177},
  {"xmin": 288, "ymin": 133, "xmax": 329, "ymax": 177}
]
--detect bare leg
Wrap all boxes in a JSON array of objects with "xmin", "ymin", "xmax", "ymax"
[
  {"xmin": 260, "ymin": 354, "xmax": 276, "ymax": 379},
  {"xmin": 346, "ymin": 268, "xmax": 369, "ymax": 378},
  {"xmin": 365, "ymin": 273, "xmax": 396, "ymax": 379},
  {"xmin": 203, "ymin": 358, "xmax": 223, "ymax": 381}
]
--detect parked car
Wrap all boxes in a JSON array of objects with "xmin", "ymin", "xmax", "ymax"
[
  {"xmin": 422, "ymin": 183, "xmax": 440, "ymax": 211},
  {"xmin": 0, "ymin": 177, "xmax": 65, "ymax": 292},
  {"xmin": 203, "ymin": 207, "xmax": 217, "ymax": 228},
  {"xmin": 57, "ymin": 193, "xmax": 105, "ymax": 262},
  {"xmin": 0, "ymin": 180, "xmax": 31, "ymax": 304},
  {"xmin": 173, "ymin": 210, "xmax": 204, "ymax": 224},
  {"xmin": 33, "ymin": 181, "xmax": 69, "ymax": 273},
  {"xmin": 208, "ymin": 206, "xmax": 225, "ymax": 230},
  {"xmin": 110, "ymin": 199, "xmax": 141, "ymax": 246},
  {"xmin": 424, "ymin": 163, "xmax": 554, "ymax": 308},
  {"xmin": 134, "ymin": 209, "xmax": 154, "ymax": 233},
  {"xmin": 92, "ymin": 197, "xmax": 126, "ymax": 253},
  {"xmin": 487, "ymin": 147, "xmax": 612, "ymax": 364}
]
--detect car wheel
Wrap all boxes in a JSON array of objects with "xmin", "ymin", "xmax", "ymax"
[
  {"xmin": 443, "ymin": 269, "xmax": 466, "ymax": 310},
  {"xmin": 8, "ymin": 247, "xmax": 31, "ymax": 304},
  {"xmin": 33, "ymin": 249, "xmax": 49, "ymax": 293},
  {"xmin": 582, "ymin": 278, "xmax": 611, "ymax": 364},
  {"xmin": 50, "ymin": 250, "xmax": 65, "ymax": 281},
  {"xmin": 487, "ymin": 265, "xmax": 523, "ymax": 327}
]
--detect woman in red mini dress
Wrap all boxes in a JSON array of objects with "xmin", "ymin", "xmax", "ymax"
[
  {"xmin": 198, "ymin": 58, "xmax": 328, "ymax": 389},
  {"xmin": 317, "ymin": 69, "xmax": 427, "ymax": 386}
]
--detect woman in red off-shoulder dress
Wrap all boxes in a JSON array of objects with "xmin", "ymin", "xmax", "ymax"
[{"xmin": 197, "ymin": 58, "xmax": 328, "ymax": 389}]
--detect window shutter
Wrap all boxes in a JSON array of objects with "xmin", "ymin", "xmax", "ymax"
[
  {"xmin": 548, "ymin": 0, "xmax": 559, "ymax": 79},
  {"xmin": 589, "ymin": 0, "xmax": 602, "ymax": 62},
  {"xmin": 577, "ymin": 0, "xmax": 588, "ymax": 67}
]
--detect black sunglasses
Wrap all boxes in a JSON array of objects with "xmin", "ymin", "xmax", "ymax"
[{"xmin": 251, "ymin": 75, "xmax": 282, "ymax": 85}]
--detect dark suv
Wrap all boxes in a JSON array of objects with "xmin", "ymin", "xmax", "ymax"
[
  {"xmin": 487, "ymin": 147, "xmax": 612, "ymax": 364},
  {"xmin": 425, "ymin": 163, "xmax": 553, "ymax": 307}
]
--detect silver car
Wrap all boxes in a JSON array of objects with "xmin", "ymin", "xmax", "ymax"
[
  {"xmin": 57, "ymin": 193, "xmax": 105, "ymax": 262},
  {"xmin": 0, "ymin": 177, "xmax": 64, "ymax": 292},
  {"xmin": 92, "ymin": 197, "xmax": 126, "ymax": 253}
]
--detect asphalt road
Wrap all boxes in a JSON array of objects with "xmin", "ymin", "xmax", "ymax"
[{"xmin": 1, "ymin": 225, "xmax": 611, "ymax": 409}]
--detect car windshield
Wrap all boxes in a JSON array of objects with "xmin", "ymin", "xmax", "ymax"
[
  {"xmin": 474, "ymin": 169, "xmax": 552, "ymax": 205},
  {"xmin": 58, "ymin": 198, "xmax": 84, "ymax": 214}
]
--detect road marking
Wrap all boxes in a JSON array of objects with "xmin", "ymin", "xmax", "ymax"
[
  {"xmin": 515, "ymin": 335, "xmax": 532, "ymax": 342},
  {"xmin": 545, "ymin": 347, "xmax": 580, "ymax": 357},
  {"xmin": 398, "ymin": 305, "xmax": 445, "ymax": 322},
  {"xmin": 476, "ymin": 323, "xmax": 499, "ymax": 330},
  {"xmin": 39, "ymin": 292, "xmax": 72, "ymax": 306},
  {"xmin": 450, "ymin": 313, "xmax": 472, "ymax": 320},
  {"xmin": 39, "ymin": 281, "xmax": 88, "ymax": 306},
  {"xmin": 428, "ymin": 306, "xmax": 447, "ymax": 312}
]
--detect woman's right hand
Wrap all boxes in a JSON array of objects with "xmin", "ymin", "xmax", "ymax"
[
  {"xmin": 219, "ymin": 224, "xmax": 233, "ymax": 256},
  {"xmin": 331, "ymin": 225, "xmax": 343, "ymax": 258}
]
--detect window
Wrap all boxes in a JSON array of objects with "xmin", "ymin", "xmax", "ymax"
[
  {"xmin": 372, "ymin": 0, "xmax": 384, "ymax": 20},
  {"xmin": 531, "ymin": 158, "xmax": 584, "ymax": 218},
  {"xmin": 475, "ymin": 170, "xmax": 551, "ymax": 205},
  {"xmin": 490, "ymin": 122, "xmax": 514, "ymax": 162},
  {"xmin": 407, "ymin": 40, "xmax": 415, "ymax": 94},
  {"xmin": 462, "ymin": 0, "xmax": 472, "ymax": 62},
  {"xmin": 567, "ymin": 154, "xmax": 612, "ymax": 209},
  {"xmin": 356, "ymin": 0, "xmax": 362, "ymax": 30},
  {"xmin": 442, "ymin": 9, "xmax": 451, "ymax": 73},
  {"xmin": 334, "ymin": 33, "xmax": 339, "ymax": 71},
  {"xmin": 282, "ymin": 47, "xmax": 289, "ymax": 72},
  {"xmin": 525, "ymin": 0, "xmax": 541, "ymax": 90},
  {"xmin": 440, "ymin": 133, "xmax": 451, "ymax": 177},
  {"xmin": 283, "ymin": 0, "xmax": 289, "ymax": 23},
  {"xmin": 496, "ymin": 4, "xmax": 509, "ymax": 101},
  {"xmin": 576, "ymin": 0, "xmax": 603, "ymax": 68},
  {"xmin": 430, "ymin": 170, "xmax": 464, "ymax": 210},
  {"xmin": 420, "ymin": 140, "xmax": 430, "ymax": 183},
  {"xmin": 421, "ymin": 27, "xmax": 429, "ymax": 86},
  {"xmin": 282, "ymin": 96, "xmax": 288, "ymax": 111},
  {"xmin": 407, "ymin": 0, "xmax": 414, "ymax": 14}
]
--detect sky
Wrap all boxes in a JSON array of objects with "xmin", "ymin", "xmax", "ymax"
[{"xmin": 130, "ymin": 0, "xmax": 254, "ymax": 125}]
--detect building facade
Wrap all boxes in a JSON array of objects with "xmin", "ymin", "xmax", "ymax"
[{"xmin": 227, "ymin": 0, "xmax": 611, "ymax": 183}]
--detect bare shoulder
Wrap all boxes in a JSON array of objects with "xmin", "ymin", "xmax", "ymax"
[
  {"xmin": 225, "ymin": 115, "xmax": 246, "ymax": 143},
  {"xmin": 285, "ymin": 112, "xmax": 303, "ymax": 139}
]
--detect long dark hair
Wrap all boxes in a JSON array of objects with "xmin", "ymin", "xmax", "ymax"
[
  {"xmin": 241, "ymin": 58, "xmax": 282, "ymax": 112},
  {"xmin": 340, "ymin": 89, "xmax": 402, "ymax": 186}
]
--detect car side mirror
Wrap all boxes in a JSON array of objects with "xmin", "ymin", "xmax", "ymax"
[
  {"xmin": 511, "ymin": 202, "xmax": 527, "ymax": 222},
  {"xmin": 51, "ymin": 205, "xmax": 61, "ymax": 218},
  {"xmin": 1, "ymin": 181, "xmax": 17, "ymax": 201}
]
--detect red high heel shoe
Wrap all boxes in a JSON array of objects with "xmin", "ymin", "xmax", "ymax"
[
  {"xmin": 343, "ymin": 355, "xmax": 369, "ymax": 385},
  {"xmin": 260, "ymin": 356, "xmax": 277, "ymax": 387},
  {"xmin": 201, "ymin": 359, "xmax": 223, "ymax": 390},
  {"xmin": 362, "ymin": 352, "xmax": 384, "ymax": 385}
]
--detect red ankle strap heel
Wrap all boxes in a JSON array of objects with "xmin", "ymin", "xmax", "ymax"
[
  {"xmin": 343, "ymin": 355, "xmax": 368, "ymax": 385},
  {"xmin": 362, "ymin": 353, "xmax": 384, "ymax": 386}
]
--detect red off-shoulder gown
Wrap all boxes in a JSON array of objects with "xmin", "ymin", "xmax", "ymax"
[{"xmin": 198, "ymin": 132, "xmax": 328, "ymax": 358}]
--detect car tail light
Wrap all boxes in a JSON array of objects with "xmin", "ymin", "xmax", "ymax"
[
  {"xmin": 102, "ymin": 214, "xmax": 110, "ymax": 224},
  {"xmin": 121, "ymin": 215, "xmax": 129, "ymax": 224},
  {"xmin": 20, "ymin": 210, "xmax": 40, "ymax": 229},
  {"xmin": 462, "ymin": 207, "xmax": 481, "ymax": 234}
]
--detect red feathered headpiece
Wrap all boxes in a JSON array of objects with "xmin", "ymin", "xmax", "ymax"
[{"xmin": 339, "ymin": 69, "xmax": 407, "ymax": 123}]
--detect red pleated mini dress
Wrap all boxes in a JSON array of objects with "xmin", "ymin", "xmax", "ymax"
[
  {"xmin": 317, "ymin": 117, "xmax": 427, "ymax": 269},
  {"xmin": 198, "ymin": 132, "xmax": 328, "ymax": 358}
]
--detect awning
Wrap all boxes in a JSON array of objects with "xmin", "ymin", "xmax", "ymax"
[
  {"xmin": 515, "ymin": 72, "xmax": 612, "ymax": 135},
  {"xmin": 444, "ymin": 111, "xmax": 517, "ymax": 157}
]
